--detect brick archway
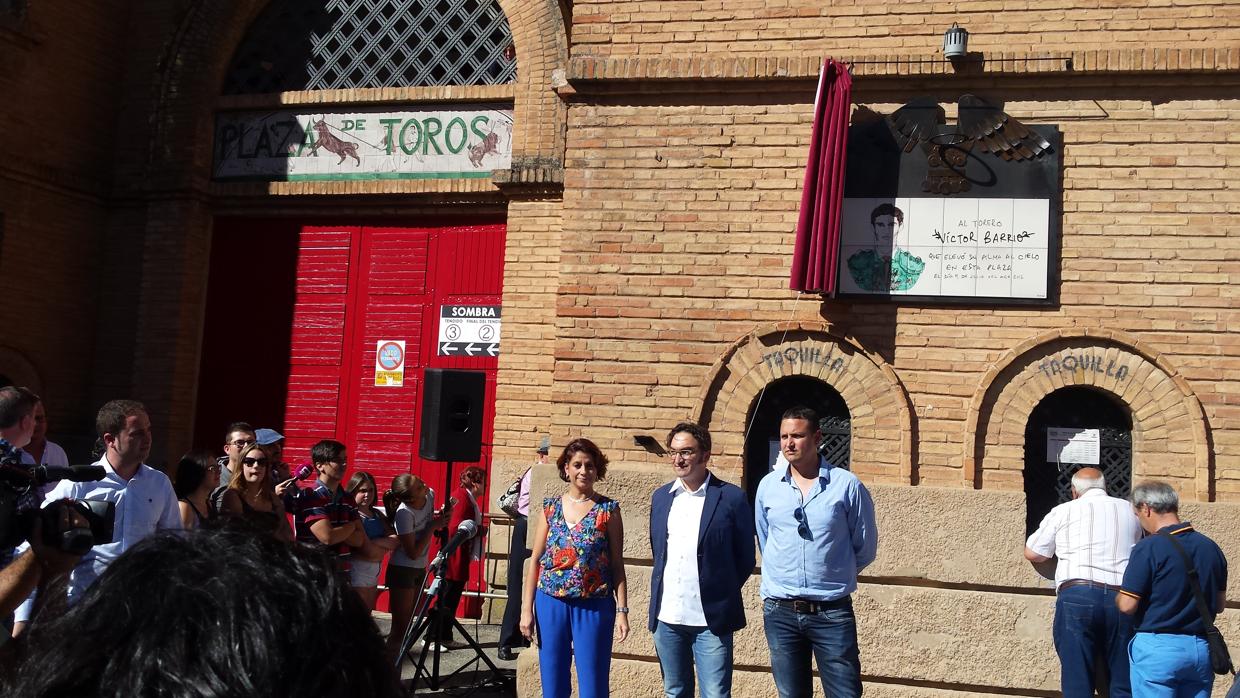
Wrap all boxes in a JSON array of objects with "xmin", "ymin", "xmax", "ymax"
[
  {"xmin": 965, "ymin": 328, "xmax": 1212, "ymax": 500},
  {"xmin": 693, "ymin": 322, "xmax": 914, "ymax": 485}
]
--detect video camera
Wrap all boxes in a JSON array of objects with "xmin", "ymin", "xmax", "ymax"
[{"xmin": 0, "ymin": 439, "xmax": 115, "ymax": 554}]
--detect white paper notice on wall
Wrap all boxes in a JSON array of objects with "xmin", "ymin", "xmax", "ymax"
[{"xmin": 1046, "ymin": 427, "xmax": 1100, "ymax": 466}]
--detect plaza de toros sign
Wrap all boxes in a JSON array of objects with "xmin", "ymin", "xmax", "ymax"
[{"xmin": 213, "ymin": 105, "xmax": 513, "ymax": 181}]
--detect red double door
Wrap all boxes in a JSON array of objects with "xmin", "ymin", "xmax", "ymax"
[{"xmin": 197, "ymin": 219, "xmax": 505, "ymax": 593}]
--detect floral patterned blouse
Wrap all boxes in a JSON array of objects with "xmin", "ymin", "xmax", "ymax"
[{"xmin": 537, "ymin": 496, "xmax": 618, "ymax": 599}]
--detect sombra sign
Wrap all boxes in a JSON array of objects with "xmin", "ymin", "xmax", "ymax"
[
  {"xmin": 838, "ymin": 95, "xmax": 1062, "ymax": 304},
  {"xmin": 437, "ymin": 305, "xmax": 501, "ymax": 357},
  {"xmin": 213, "ymin": 105, "xmax": 513, "ymax": 181}
]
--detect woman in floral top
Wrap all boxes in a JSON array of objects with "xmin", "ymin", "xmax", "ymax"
[{"xmin": 520, "ymin": 438, "xmax": 629, "ymax": 698}]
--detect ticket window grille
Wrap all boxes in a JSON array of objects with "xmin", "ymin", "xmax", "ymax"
[
  {"xmin": 223, "ymin": 0, "xmax": 518, "ymax": 94},
  {"xmin": 743, "ymin": 376, "xmax": 851, "ymax": 502},
  {"xmin": 1053, "ymin": 428, "xmax": 1132, "ymax": 504},
  {"xmin": 818, "ymin": 415, "xmax": 852, "ymax": 470},
  {"xmin": 1023, "ymin": 386, "xmax": 1133, "ymax": 536}
]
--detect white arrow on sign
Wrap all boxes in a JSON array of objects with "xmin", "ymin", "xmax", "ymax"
[
  {"xmin": 439, "ymin": 342, "xmax": 459, "ymax": 355},
  {"xmin": 486, "ymin": 344, "xmax": 499, "ymax": 356},
  {"xmin": 464, "ymin": 343, "xmax": 480, "ymax": 356}
]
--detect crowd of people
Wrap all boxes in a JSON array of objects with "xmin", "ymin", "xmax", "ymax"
[
  {"xmin": 0, "ymin": 384, "xmax": 1231, "ymax": 698},
  {"xmin": 0, "ymin": 389, "xmax": 487, "ymax": 690}
]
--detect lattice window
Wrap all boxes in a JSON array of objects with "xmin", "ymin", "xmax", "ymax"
[
  {"xmin": 224, "ymin": 0, "xmax": 517, "ymax": 94},
  {"xmin": 817, "ymin": 415, "xmax": 851, "ymax": 470},
  {"xmin": 1054, "ymin": 428, "xmax": 1132, "ymax": 504}
]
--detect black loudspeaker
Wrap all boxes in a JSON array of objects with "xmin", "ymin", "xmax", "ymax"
[{"xmin": 419, "ymin": 368, "xmax": 486, "ymax": 462}]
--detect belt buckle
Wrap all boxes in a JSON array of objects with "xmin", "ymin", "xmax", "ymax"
[{"xmin": 792, "ymin": 600, "xmax": 814, "ymax": 614}]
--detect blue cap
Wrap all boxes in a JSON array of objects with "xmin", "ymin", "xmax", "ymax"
[{"xmin": 255, "ymin": 428, "xmax": 284, "ymax": 445}]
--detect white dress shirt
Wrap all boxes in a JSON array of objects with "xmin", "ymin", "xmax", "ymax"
[
  {"xmin": 1025, "ymin": 487, "xmax": 1143, "ymax": 588},
  {"xmin": 43, "ymin": 456, "xmax": 182, "ymax": 600},
  {"xmin": 657, "ymin": 473, "xmax": 711, "ymax": 626}
]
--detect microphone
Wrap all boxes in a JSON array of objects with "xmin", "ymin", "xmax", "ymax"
[
  {"xmin": 430, "ymin": 519, "xmax": 479, "ymax": 572},
  {"xmin": 34, "ymin": 464, "xmax": 107, "ymax": 486},
  {"xmin": 293, "ymin": 463, "xmax": 314, "ymax": 480}
]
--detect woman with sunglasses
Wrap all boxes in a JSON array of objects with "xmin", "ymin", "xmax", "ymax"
[
  {"xmin": 520, "ymin": 438, "xmax": 629, "ymax": 698},
  {"xmin": 221, "ymin": 443, "xmax": 292, "ymax": 542}
]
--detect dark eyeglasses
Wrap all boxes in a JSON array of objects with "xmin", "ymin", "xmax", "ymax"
[
  {"xmin": 242, "ymin": 457, "xmax": 269, "ymax": 466},
  {"xmin": 793, "ymin": 507, "xmax": 810, "ymax": 539}
]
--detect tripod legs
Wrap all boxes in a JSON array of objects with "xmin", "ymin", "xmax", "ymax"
[{"xmin": 393, "ymin": 574, "xmax": 515, "ymax": 696}]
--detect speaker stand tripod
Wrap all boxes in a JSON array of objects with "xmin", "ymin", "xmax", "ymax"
[{"xmin": 395, "ymin": 573, "xmax": 515, "ymax": 696}]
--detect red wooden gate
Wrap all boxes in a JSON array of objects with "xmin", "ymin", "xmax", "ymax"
[{"xmin": 197, "ymin": 218, "xmax": 506, "ymax": 610}]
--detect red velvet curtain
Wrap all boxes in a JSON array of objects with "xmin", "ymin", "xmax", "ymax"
[{"xmin": 789, "ymin": 58, "xmax": 852, "ymax": 294}]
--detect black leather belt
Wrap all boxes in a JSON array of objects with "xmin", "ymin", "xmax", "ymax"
[
  {"xmin": 1058, "ymin": 579, "xmax": 1119, "ymax": 594},
  {"xmin": 768, "ymin": 597, "xmax": 850, "ymax": 614}
]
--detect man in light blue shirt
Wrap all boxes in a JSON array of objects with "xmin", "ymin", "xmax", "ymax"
[
  {"xmin": 42, "ymin": 400, "xmax": 181, "ymax": 601},
  {"xmin": 754, "ymin": 407, "xmax": 878, "ymax": 698}
]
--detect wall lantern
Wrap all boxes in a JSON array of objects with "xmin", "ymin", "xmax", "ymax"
[{"xmin": 943, "ymin": 23, "xmax": 969, "ymax": 59}]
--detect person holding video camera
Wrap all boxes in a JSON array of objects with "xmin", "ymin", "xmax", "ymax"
[
  {"xmin": 0, "ymin": 387, "xmax": 39, "ymax": 564},
  {"xmin": 0, "ymin": 387, "xmax": 37, "ymax": 452},
  {"xmin": 42, "ymin": 400, "xmax": 181, "ymax": 602}
]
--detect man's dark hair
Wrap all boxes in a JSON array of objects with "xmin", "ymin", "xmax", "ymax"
[
  {"xmin": 0, "ymin": 528, "xmax": 401, "ymax": 697},
  {"xmin": 0, "ymin": 386, "xmax": 38, "ymax": 430},
  {"xmin": 95, "ymin": 400, "xmax": 147, "ymax": 438},
  {"xmin": 870, "ymin": 203, "xmax": 904, "ymax": 225},
  {"xmin": 666, "ymin": 421, "xmax": 711, "ymax": 454},
  {"xmin": 311, "ymin": 439, "xmax": 347, "ymax": 465},
  {"xmin": 556, "ymin": 438, "xmax": 609, "ymax": 482},
  {"xmin": 781, "ymin": 406, "xmax": 822, "ymax": 433},
  {"xmin": 224, "ymin": 421, "xmax": 255, "ymax": 439}
]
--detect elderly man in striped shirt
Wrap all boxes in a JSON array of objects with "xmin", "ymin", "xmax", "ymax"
[{"xmin": 1024, "ymin": 467, "xmax": 1143, "ymax": 698}]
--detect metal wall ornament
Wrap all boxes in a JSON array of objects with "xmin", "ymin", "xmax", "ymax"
[
  {"xmin": 224, "ymin": 0, "xmax": 518, "ymax": 94},
  {"xmin": 887, "ymin": 95, "xmax": 1052, "ymax": 194}
]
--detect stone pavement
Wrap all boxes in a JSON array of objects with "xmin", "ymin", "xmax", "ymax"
[{"xmin": 374, "ymin": 612, "xmax": 520, "ymax": 697}]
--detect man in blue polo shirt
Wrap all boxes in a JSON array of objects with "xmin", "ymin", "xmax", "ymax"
[
  {"xmin": 755, "ymin": 406, "xmax": 878, "ymax": 698},
  {"xmin": 1117, "ymin": 480, "xmax": 1228, "ymax": 698}
]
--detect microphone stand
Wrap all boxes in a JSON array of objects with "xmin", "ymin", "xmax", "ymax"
[{"xmin": 394, "ymin": 531, "xmax": 513, "ymax": 695}]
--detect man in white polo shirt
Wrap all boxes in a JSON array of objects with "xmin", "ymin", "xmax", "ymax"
[{"xmin": 1024, "ymin": 467, "xmax": 1143, "ymax": 698}]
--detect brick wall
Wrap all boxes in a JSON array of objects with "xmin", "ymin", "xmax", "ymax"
[
  {"xmin": 492, "ymin": 198, "xmax": 563, "ymax": 467},
  {"xmin": 570, "ymin": 1, "xmax": 1240, "ymax": 57},
  {"xmin": 0, "ymin": 1, "xmax": 130, "ymax": 452},
  {"xmin": 552, "ymin": 73, "xmax": 1240, "ymax": 499}
]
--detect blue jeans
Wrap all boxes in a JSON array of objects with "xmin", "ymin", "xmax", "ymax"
[
  {"xmin": 653, "ymin": 621, "xmax": 734, "ymax": 698},
  {"xmin": 762, "ymin": 597, "xmax": 861, "ymax": 698},
  {"xmin": 1052, "ymin": 586, "xmax": 1134, "ymax": 698},
  {"xmin": 1129, "ymin": 632, "xmax": 1213, "ymax": 698}
]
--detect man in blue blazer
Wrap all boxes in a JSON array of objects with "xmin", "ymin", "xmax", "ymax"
[{"xmin": 649, "ymin": 422, "xmax": 757, "ymax": 698}]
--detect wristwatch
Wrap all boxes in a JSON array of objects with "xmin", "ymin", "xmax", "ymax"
[{"xmin": 616, "ymin": 606, "xmax": 629, "ymax": 613}]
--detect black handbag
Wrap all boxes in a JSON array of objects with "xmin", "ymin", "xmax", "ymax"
[{"xmin": 1159, "ymin": 531, "xmax": 1235, "ymax": 676}]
